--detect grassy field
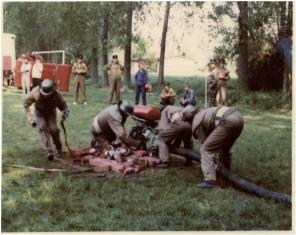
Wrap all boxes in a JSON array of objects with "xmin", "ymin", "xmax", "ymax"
[{"xmin": 1, "ymin": 76, "xmax": 292, "ymax": 231}]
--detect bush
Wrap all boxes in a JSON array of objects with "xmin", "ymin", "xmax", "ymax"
[{"xmin": 239, "ymin": 91, "xmax": 283, "ymax": 109}]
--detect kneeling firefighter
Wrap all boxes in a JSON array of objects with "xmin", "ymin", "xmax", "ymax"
[
  {"xmin": 157, "ymin": 105, "xmax": 197, "ymax": 168},
  {"xmin": 91, "ymin": 100, "xmax": 142, "ymax": 149},
  {"xmin": 24, "ymin": 79, "xmax": 69, "ymax": 161},
  {"xmin": 192, "ymin": 105, "xmax": 244, "ymax": 189}
]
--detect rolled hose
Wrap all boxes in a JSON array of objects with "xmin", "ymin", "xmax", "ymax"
[{"xmin": 171, "ymin": 147, "xmax": 291, "ymax": 206}]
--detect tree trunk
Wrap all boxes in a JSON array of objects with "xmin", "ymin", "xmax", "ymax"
[
  {"xmin": 90, "ymin": 47, "xmax": 99, "ymax": 85},
  {"xmin": 237, "ymin": 1, "xmax": 248, "ymax": 96},
  {"xmin": 124, "ymin": 2, "xmax": 133, "ymax": 88},
  {"xmin": 278, "ymin": 2, "xmax": 287, "ymax": 39},
  {"xmin": 158, "ymin": 1, "xmax": 171, "ymax": 84},
  {"xmin": 101, "ymin": 10, "xmax": 109, "ymax": 87},
  {"xmin": 286, "ymin": 1, "xmax": 293, "ymax": 37}
]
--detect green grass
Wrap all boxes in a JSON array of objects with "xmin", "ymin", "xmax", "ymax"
[{"xmin": 1, "ymin": 76, "xmax": 292, "ymax": 231}]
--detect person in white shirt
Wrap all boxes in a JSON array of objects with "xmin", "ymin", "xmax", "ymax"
[
  {"xmin": 32, "ymin": 56, "xmax": 43, "ymax": 88},
  {"xmin": 20, "ymin": 57, "xmax": 32, "ymax": 95}
]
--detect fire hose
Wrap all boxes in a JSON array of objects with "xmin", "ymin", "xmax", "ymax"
[
  {"xmin": 171, "ymin": 147, "xmax": 291, "ymax": 206},
  {"xmin": 60, "ymin": 120, "xmax": 73, "ymax": 152}
]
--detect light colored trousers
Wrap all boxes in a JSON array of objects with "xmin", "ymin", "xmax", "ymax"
[
  {"xmin": 216, "ymin": 85, "xmax": 227, "ymax": 105},
  {"xmin": 22, "ymin": 73, "xmax": 31, "ymax": 96}
]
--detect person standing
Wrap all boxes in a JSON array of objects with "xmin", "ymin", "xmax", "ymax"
[
  {"xmin": 157, "ymin": 105, "xmax": 197, "ymax": 168},
  {"xmin": 32, "ymin": 56, "xmax": 43, "ymax": 88},
  {"xmin": 208, "ymin": 59, "xmax": 219, "ymax": 107},
  {"xmin": 134, "ymin": 60, "xmax": 149, "ymax": 105},
  {"xmin": 72, "ymin": 54, "xmax": 88, "ymax": 105},
  {"xmin": 20, "ymin": 56, "xmax": 32, "ymax": 96},
  {"xmin": 192, "ymin": 105, "xmax": 244, "ymax": 189},
  {"xmin": 104, "ymin": 55, "xmax": 124, "ymax": 104},
  {"xmin": 24, "ymin": 79, "xmax": 69, "ymax": 161},
  {"xmin": 216, "ymin": 58, "xmax": 230, "ymax": 105},
  {"xmin": 160, "ymin": 82, "xmax": 176, "ymax": 105},
  {"xmin": 180, "ymin": 83, "xmax": 196, "ymax": 107}
]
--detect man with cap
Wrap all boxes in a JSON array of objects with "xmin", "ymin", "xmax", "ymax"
[
  {"xmin": 91, "ymin": 100, "xmax": 141, "ymax": 149},
  {"xmin": 156, "ymin": 105, "xmax": 197, "ymax": 168},
  {"xmin": 192, "ymin": 105, "xmax": 244, "ymax": 189},
  {"xmin": 104, "ymin": 55, "xmax": 124, "ymax": 104},
  {"xmin": 208, "ymin": 59, "xmax": 219, "ymax": 107},
  {"xmin": 20, "ymin": 56, "xmax": 32, "ymax": 96},
  {"xmin": 72, "ymin": 54, "xmax": 88, "ymax": 105},
  {"xmin": 32, "ymin": 55, "xmax": 43, "ymax": 88},
  {"xmin": 24, "ymin": 79, "xmax": 69, "ymax": 161},
  {"xmin": 160, "ymin": 82, "xmax": 176, "ymax": 106},
  {"xmin": 216, "ymin": 58, "xmax": 230, "ymax": 105}
]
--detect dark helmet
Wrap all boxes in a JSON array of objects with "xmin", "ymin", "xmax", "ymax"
[
  {"xmin": 77, "ymin": 54, "xmax": 83, "ymax": 59},
  {"xmin": 118, "ymin": 100, "xmax": 134, "ymax": 115},
  {"xmin": 40, "ymin": 79, "xmax": 57, "ymax": 96},
  {"xmin": 164, "ymin": 82, "xmax": 170, "ymax": 87},
  {"xmin": 112, "ymin": 54, "xmax": 118, "ymax": 59},
  {"xmin": 219, "ymin": 58, "xmax": 226, "ymax": 64}
]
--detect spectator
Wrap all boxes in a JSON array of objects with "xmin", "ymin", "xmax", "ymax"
[
  {"xmin": 104, "ymin": 55, "xmax": 124, "ymax": 104},
  {"xmin": 72, "ymin": 54, "xmax": 88, "ymax": 105},
  {"xmin": 20, "ymin": 56, "xmax": 32, "ymax": 96},
  {"xmin": 216, "ymin": 58, "xmax": 230, "ymax": 105},
  {"xmin": 180, "ymin": 83, "xmax": 196, "ymax": 107},
  {"xmin": 160, "ymin": 82, "xmax": 176, "ymax": 105},
  {"xmin": 208, "ymin": 59, "xmax": 219, "ymax": 107},
  {"xmin": 32, "ymin": 56, "xmax": 43, "ymax": 88},
  {"xmin": 134, "ymin": 60, "xmax": 149, "ymax": 105}
]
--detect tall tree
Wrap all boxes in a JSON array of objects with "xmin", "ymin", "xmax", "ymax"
[
  {"xmin": 237, "ymin": 1, "xmax": 248, "ymax": 96},
  {"xmin": 124, "ymin": 2, "xmax": 133, "ymax": 88},
  {"xmin": 101, "ymin": 9, "xmax": 110, "ymax": 87},
  {"xmin": 158, "ymin": 1, "xmax": 171, "ymax": 84}
]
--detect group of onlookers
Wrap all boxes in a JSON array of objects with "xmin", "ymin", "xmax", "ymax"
[{"xmin": 19, "ymin": 55, "xmax": 43, "ymax": 96}]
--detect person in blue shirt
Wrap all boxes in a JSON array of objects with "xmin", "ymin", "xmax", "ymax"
[
  {"xmin": 134, "ymin": 60, "xmax": 149, "ymax": 105},
  {"xmin": 180, "ymin": 83, "xmax": 196, "ymax": 107}
]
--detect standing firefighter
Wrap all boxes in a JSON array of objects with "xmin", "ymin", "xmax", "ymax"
[
  {"xmin": 91, "ymin": 100, "xmax": 141, "ymax": 149},
  {"xmin": 192, "ymin": 106, "xmax": 244, "ymax": 189},
  {"xmin": 72, "ymin": 54, "xmax": 88, "ymax": 105},
  {"xmin": 208, "ymin": 59, "xmax": 219, "ymax": 107},
  {"xmin": 104, "ymin": 55, "xmax": 124, "ymax": 104},
  {"xmin": 157, "ymin": 105, "xmax": 197, "ymax": 168},
  {"xmin": 216, "ymin": 58, "xmax": 230, "ymax": 105},
  {"xmin": 24, "ymin": 79, "xmax": 69, "ymax": 161}
]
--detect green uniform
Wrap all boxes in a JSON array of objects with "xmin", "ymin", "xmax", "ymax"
[
  {"xmin": 160, "ymin": 88, "xmax": 176, "ymax": 105},
  {"xmin": 157, "ymin": 105, "xmax": 192, "ymax": 163},
  {"xmin": 72, "ymin": 62, "xmax": 88, "ymax": 102},
  {"xmin": 192, "ymin": 106, "xmax": 244, "ymax": 181},
  {"xmin": 208, "ymin": 67, "xmax": 219, "ymax": 107},
  {"xmin": 104, "ymin": 63, "xmax": 124, "ymax": 104},
  {"xmin": 24, "ymin": 86, "xmax": 69, "ymax": 156}
]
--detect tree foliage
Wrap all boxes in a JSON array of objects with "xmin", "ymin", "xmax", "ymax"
[{"xmin": 208, "ymin": 1, "xmax": 293, "ymax": 92}]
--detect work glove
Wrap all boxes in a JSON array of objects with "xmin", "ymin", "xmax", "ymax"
[
  {"xmin": 26, "ymin": 112, "xmax": 37, "ymax": 128},
  {"xmin": 61, "ymin": 110, "xmax": 69, "ymax": 122}
]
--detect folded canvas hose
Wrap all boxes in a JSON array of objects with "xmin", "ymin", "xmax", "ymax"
[{"xmin": 171, "ymin": 147, "xmax": 291, "ymax": 206}]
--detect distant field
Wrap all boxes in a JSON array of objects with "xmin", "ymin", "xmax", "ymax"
[{"xmin": 1, "ymin": 76, "xmax": 292, "ymax": 231}]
